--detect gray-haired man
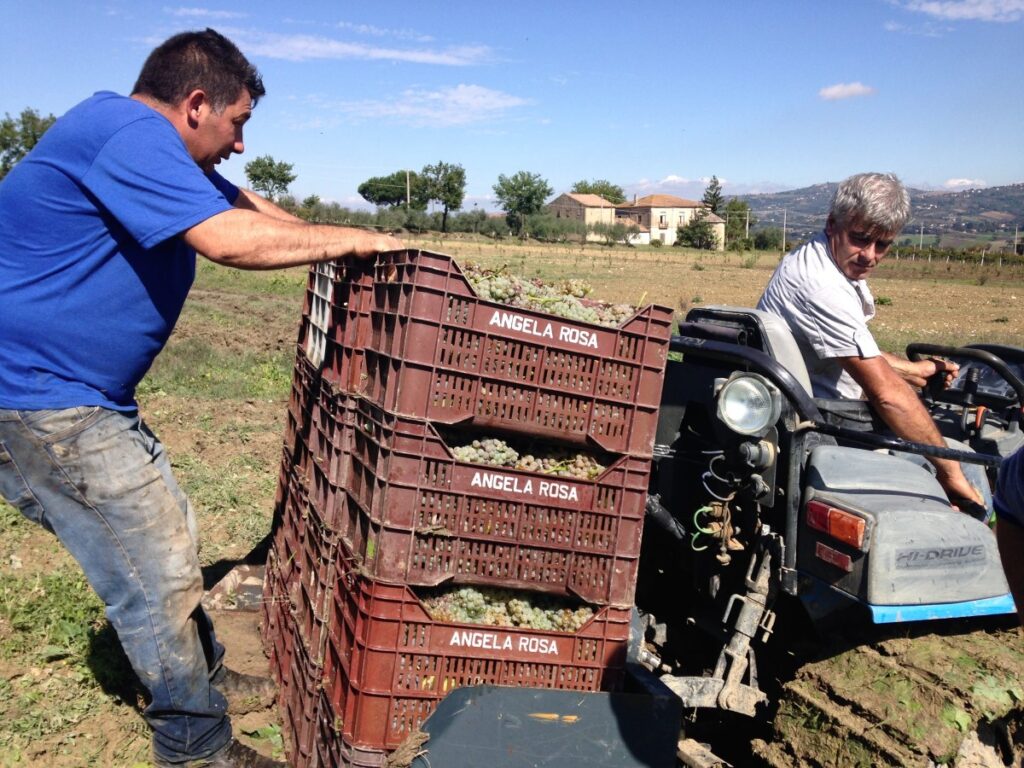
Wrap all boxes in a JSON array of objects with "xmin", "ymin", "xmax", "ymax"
[{"xmin": 757, "ymin": 172, "xmax": 983, "ymax": 510}]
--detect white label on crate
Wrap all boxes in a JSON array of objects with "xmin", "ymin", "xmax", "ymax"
[
  {"xmin": 471, "ymin": 471, "xmax": 579, "ymax": 502},
  {"xmin": 488, "ymin": 310, "xmax": 599, "ymax": 350},
  {"xmin": 448, "ymin": 630, "xmax": 559, "ymax": 655}
]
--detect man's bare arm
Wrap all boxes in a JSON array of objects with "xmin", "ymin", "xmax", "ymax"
[
  {"xmin": 881, "ymin": 351, "xmax": 959, "ymax": 388},
  {"xmin": 183, "ymin": 208, "xmax": 401, "ymax": 270},
  {"xmin": 841, "ymin": 354, "xmax": 982, "ymax": 505}
]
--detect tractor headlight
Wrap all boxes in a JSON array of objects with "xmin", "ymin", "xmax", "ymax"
[{"xmin": 715, "ymin": 373, "xmax": 781, "ymax": 437}]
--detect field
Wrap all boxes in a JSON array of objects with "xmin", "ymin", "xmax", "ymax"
[{"xmin": 1, "ymin": 235, "xmax": 1022, "ymax": 767}]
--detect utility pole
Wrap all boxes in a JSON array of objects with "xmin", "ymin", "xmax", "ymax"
[
  {"xmin": 782, "ymin": 209, "xmax": 787, "ymax": 254},
  {"xmin": 745, "ymin": 209, "xmax": 750, "ymax": 240},
  {"xmin": 405, "ymin": 170, "xmax": 411, "ymax": 210},
  {"xmin": 918, "ymin": 223, "xmax": 924, "ymax": 251}
]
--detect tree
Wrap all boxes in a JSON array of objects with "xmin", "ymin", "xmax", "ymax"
[
  {"xmin": 357, "ymin": 170, "xmax": 426, "ymax": 209},
  {"xmin": 0, "ymin": 107, "xmax": 57, "ymax": 180},
  {"xmin": 723, "ymin": 197, "xmax": 756, "ymax": 250},
  {"xmin": 753, "ymin": 228, "xmax": 783, "ymax": 251},
  {"xmin": 417, "ymin": 162, "xmax": 466, "ymax": 232},
  {"xmin": 702, "ymin": 176, "xmax": 723, "ymax": 214},
  {"xmin": 570, "ymin": 179, "xmax": 626, "ymax": 204},
  {"xmin": 244, "ymin": 155, "xmax": 296, "ymax": 201},
  {"xmin": 492, "ymin": 171, "xmax": 553, "ymax": 237},
  {"xmin": 676, "ymin": 209, "xmax": 718, "ymax": 250}
]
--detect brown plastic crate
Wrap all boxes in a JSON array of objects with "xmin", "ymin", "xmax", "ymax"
[
  {"xmin": 322, "ymin": 548, "xmax": 629, "ymax": 751},
  {"xmin": 354, "ymin": 249, "xmax": 672, "ymax": 455},
  {"xmin": 293, "ymin": 502, "xmax": 338, "ymax": 665},
  {"xmin": 314, "ymin": 692, "xmax": 388, "ymax": 768},
  {"xmin": 306, "ymin": 384, "xmax": 354, "ymax": 531},
  {"xmin": 280, "ymin": 619, "xmax": 322, "ymax": 766},
  {"xmin": 263, "ymin": 466, "xmax": 337, "ymax": 663},
  {"xmin": 261, "ymin": 550, "xmax": 292, "ymax": 670},
  {"xmin": 340, "ymin": 396, "xmax": 647, "ymax": 604},
  {"xmin": 297, "ymin": 258, "xmax": 375, "ymax": 388}
]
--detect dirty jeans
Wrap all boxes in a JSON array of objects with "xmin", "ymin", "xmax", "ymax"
[{"xmin": 0, "ymin": 407, "xmax": 232, "ymax": 763}]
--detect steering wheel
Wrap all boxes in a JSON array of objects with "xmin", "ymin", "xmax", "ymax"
[{"xmin": 906, "ymin": 343, "xmax": 1024, "ymax": 411}]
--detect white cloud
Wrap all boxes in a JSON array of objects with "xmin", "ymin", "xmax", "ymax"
[
  {"xmin": 229, "ymin": 30, "xmax": 491, "ymax": 65},
  {"xmin": 819, "ymin": 82, "xmax": 877, "ymax": 100},
  {"xmin": 898, "ymin": 0, "xmax": 1024, "ymax": 21},
  {"xmin": 660, "ymin": 174, "xmax": 695, "ymax": 184},
  {"xmin": 164, "ymin": 6, "xmax": 248, "ymax": 19},
  {"xmin": 883, "ymin": 19, "xmax": 949, "ymax": 35},
  {"xmin": 318, "ymin": 84, "xmax": 530, "ymax": 127},
  {"xmin": 336, "ymin": 20, "xmax": 434, "ymax": 43},
  {"xmin": 943, "ymin": 177, "xmax": 987, "ymax": 188}
]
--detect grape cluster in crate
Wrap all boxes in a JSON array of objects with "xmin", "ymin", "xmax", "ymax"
[{"xmin": 263, "ymin": 249, "xmax": 672, "ymax": 767}]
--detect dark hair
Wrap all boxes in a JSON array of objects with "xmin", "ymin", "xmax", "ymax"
[{"xmin": 131, "ymin": 28, "xmax": 265, "ymax": 111}]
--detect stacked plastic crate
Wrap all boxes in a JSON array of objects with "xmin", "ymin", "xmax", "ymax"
[{"xmin": 262, "ymin": 250, "xmax": 673, "ymax": 767}]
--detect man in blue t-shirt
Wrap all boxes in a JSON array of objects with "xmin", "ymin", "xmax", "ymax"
[
  {"xmin": 0, "ymin": 29, "xmax": 400, "ymax": 768},
  {"xmin": 995, "ymin": 448, "xmax": 1024, "ymax": 625}
]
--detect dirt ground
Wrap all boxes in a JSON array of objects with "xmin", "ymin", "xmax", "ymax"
[{"xmin": 2, "ymin": 237, "xmax": 1023, "ymax": 767}]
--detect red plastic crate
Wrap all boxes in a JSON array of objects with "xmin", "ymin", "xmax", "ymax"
[
  {"xmin": 340, "ymin": 396, "xmax": 647, "ymax": 604},
  {"xmin": 314, "ymin": 692, "xmax": 388, "ymax": 768},
  {"xmin": 280, "ymin": 619, "xmax": 323, "ymax": 766},
  {"xmin": 306, "ymin": 385, "xmax": 354, "ymax": 531},
  {"xmin": 355, "ymin": 249, "xmax": 672, "ymax": 455},
  {"xmin": 263, "ymin": 465, "xmax": 338, "ymax": 663},
  {"xmin": 322, "ymin": 549, "xmax": 629, "ymax": 751},
  {"xmin": 261, "ymin": 549, "xmax": 292, "ymax": 667},
  {"xmin": 293, "ymin": 504, "xmax": 338, "ymax": 665},
  {"xmin": 297, "ymin": 258, "xmax": 375, "ymax": 388}
]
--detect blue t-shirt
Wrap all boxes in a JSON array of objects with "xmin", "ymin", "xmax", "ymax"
[
  {"xmin": 0, "ymin": 91, "xmax": 238, "ymax": 410},
  {"xmin": 995, "ymin": 447, "xmax": 1024, "ymax": 528}
]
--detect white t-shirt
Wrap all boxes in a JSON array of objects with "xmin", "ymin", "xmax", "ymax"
[{"xmin": 757, "ymin": 231, "xmax": 880, "ymax": 399}]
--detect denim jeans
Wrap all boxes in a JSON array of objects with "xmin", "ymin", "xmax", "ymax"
[{"xmin": 0, "ymin": 407, "xmax": 232, "ymax": 763}]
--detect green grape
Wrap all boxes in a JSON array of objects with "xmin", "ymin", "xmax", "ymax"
[
  {"xmin": 463, "ymin": 262, "xmax": 635, "ymax": 328},
  {"xmin": 421, "ymin": 585, "xmax": 595, "ymax": 632}
]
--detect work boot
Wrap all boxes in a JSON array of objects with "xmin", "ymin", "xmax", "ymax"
[
  {"xmin": 212, "ymin": 666, "xmax": 277, "ymax": 714},
  {"xmin": 154, "ymin": 739, "xmax": 286, "ymax": 767}
]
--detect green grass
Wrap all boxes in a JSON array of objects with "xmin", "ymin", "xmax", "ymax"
[
  {"xmin": 192, "ymin": 260, "xmax": 306, "ymax": 296},
  {"xmin": 138, "ymin": 343, "xmax": 293, "ymax": 401},
  {"xmin": 0, "ymin": 549, "xmax": 143, "ymax": 763}
]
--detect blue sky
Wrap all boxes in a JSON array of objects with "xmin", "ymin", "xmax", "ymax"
[{"xmin": 3, "ymin": 1, "xmax": 1023, "ymax": 210}]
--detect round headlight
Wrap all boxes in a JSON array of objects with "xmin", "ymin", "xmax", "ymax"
[{"xmin": 716, "ymin": 374, "xmax": 781, "ymax": 436}]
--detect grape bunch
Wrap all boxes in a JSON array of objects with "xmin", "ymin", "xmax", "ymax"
[
  {"xmin": 448, "ymin": 434, "xmax": 606, "ymax": 480},
  {"xmin": 451, "ymin": 438, "xmax": 520, "ymax": 467},
  {"xmin": 515, "ymin": 450, "xmax": 605, "ymax": 479},
  {"xmin": 422, "ymin": 585, "xmax": 595, "ymax": 632},
  {"xmin": 463, "ymin": 263, "xmax": 637, "ymax": 327}
]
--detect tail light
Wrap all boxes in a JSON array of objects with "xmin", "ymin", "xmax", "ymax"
[{"xmin": 806, "ymin": 500, "xmax": 867, "ymax": 550}]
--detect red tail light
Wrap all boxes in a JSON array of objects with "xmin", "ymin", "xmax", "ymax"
[{"xmin": 806, "ymin": 500, "xmax": 866, "ymax": 549}]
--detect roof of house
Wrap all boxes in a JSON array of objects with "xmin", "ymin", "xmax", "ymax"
[
  {"xmin": 556, "ymin": 192, "xmax": 616, "ymax": 207},
  {"xmin": 706, "ymin": 212, "xmax": 725, "ymax": 224},
  {"xmin": 619, "ymin": 194, "xmax": 705, "ymax": 209}
]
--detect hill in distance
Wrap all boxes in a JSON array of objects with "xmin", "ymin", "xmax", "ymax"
[{"xmin": 738, "ymin": 182, "xmax": 1024, "ymax": 247}]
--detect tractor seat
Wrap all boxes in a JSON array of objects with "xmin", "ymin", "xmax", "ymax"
[{"xmin": 683, "ymin": 305, "xmax": 813, "ymax": 396}]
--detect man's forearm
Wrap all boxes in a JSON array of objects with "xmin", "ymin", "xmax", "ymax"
[
  {"xmin": 843, "ymin": 355, "xmax": 966, "ymax": 483},
  {"xmin": 183, "ymin": 208, "xmax": 400, "ymax": 269}
]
